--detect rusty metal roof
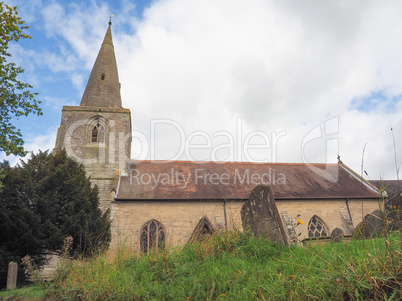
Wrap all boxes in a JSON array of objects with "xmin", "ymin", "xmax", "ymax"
[{"xmin": 115, "ymin": 160, "xmax": 380, "ymax": 200}]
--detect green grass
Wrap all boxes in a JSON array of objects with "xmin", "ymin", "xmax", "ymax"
[
  {"xmin": 0, "ymin": 285, "xmax": 45, "ymax": 300},
  {"xmin": 44, "ymin": 230, "xmax": 401, "ymax": 300}
]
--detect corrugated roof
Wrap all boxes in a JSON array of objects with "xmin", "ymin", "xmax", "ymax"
[{"xmin": 115, "ymin": 160, "xmax": 380, "ymax": 200}]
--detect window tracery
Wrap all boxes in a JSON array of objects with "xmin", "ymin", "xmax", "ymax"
[
  {"xmin": 91, "ymin": 123, "xmax": 105, "ymax": 143},
  {"xmin": 89, "ymin": 116, "xmax": 107, "ymax": 144},
  {"xmin": 308, "ymin": 215, "xmax": 329, "ymax": 238},
  {"xmin": 140, "ymin": 220, "xmax": 165, "ymax": 253},
  {"xmin": 189, "ymin": 216, "xmax": 215, "ymax": 242}
]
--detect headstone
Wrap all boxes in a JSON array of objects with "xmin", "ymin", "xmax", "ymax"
[
  {"xmin": 364, "ymin": 209, "xmax": 386, "ymax": 237},
  {"xmin": 353, "ymin": 209, "xmax": 386, "ymax": 239},
  {"xmin": 6, "ymin": 261, "xmax": 18, "ymax": 290},
  {"xmin": 353, "ymin": 221, "xmax": 365, "ymax": 239},
  {"xmin": 330, "ymin": 228, "xmax": 344, "ymax": 242},
  {"xmin": 241, "ymin": 185, "xmax": 289, "ymax": 245}
]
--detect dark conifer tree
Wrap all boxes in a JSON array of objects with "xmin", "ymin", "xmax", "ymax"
[{"xmin": 0, "ymin": 150, "xmax": 110, "ymax": 287}]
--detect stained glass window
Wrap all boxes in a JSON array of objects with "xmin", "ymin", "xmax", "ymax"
[
  {"xmin": 140, "ymin": 220, "xmax": 165, "ymax": 253},
  {"xmin": 308, "ymin": 215, "xmax": 328, "ymax": 238}
]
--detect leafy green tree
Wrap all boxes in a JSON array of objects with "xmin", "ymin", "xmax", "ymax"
[
  {"xmin": 0, "ymin": 150, "xmax": 111, "ymax": 288},
  {"xmin": 0, "ymin": 2, "xmax": 42, "ymax": 156}
]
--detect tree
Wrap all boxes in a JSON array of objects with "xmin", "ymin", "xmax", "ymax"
[
  {"xmin": 0, "ymin": 150, "xmax": 111, "ymax": 288},
  {"xmin": 0, "ymin": 160, "xmax": 45, "ymax": 286},
  {"xmin": 0, "ymin": 2, "xmax": 42, "ymax": 156}
]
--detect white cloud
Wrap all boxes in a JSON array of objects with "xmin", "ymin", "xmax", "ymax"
[
  {"xmin": 118, "ymin": 0, "xmax": 402, "ymax": 179},
  {"xmin": 0, "ymin": 130, "xmax": 57, "ymax": 166},
  {"xmin": 24, "ymin": 130, "xmax": 57, "ymax": 154},
  {"xmin": 5, "ymin": 0, "xmax": 402, "ymax": 180}
]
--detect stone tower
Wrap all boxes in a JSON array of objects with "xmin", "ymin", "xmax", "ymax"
[{"xmin": 55, "ymin": 22, "xmax": 131, "ymax": 211}]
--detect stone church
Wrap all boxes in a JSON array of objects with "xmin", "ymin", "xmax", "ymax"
[{"xmin": 54, "ymin": 23, "xmax": 382, "ymax": 252}]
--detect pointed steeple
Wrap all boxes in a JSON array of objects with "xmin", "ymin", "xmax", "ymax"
[{"xmin": 80, "ymin": 21, "xmax": 122, "ymax": 108}]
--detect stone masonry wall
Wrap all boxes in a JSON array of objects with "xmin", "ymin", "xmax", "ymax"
[
  {"xmin": 55, "ymin": 106, "xmax": 131, "ymax": 211},
  {"xmin": 110, "ymin": 201, "xmax": 244, "ymax": 251},
  {"xmin": 110, "ymin": 198, "xmax": 380, "ymax": 251},
  {"xmin": 275, "ymin": 198, "xmax": 380, "ymax": 238}
]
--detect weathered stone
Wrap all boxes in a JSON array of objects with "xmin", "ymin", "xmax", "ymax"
[
  {"xmin": 330, "ymin": 228, "xmax": 344, "ymax": 242},
  {"xmin": 26, "ymin": 253, "xmax": 62, "ymax": 282},
  {"xmin": 281, "ymin": 211, "xmax": 298, "ymax": 244},
  {"xmin": 6, "ymin": 261, "xmax": 17, "ymax": 290},
  {"xmin": 353, "ymin": 209, "xmax": 386, "ymax": 239},
  {"xmin": 241, "ymin": 185, "xmax": 288, "ymax": 245}
]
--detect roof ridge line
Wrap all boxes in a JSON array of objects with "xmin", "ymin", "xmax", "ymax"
[{"xmin": 129, "ymin": 159, "xmax": 338, "ymax": 166}]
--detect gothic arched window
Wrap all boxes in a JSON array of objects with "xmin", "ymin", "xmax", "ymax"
[
  {"xmin": 91, "ymin": 123, "xmax": 105, "ymax": 143},
  {"xmin": 308, "ymin": 215, "xmax": 329, "ymax": 238},
  {"xmin": 140, "ymin": 220, "xmax": 165, "ymax": 253},
  {"xmin": 189, "ymin": 216, "xmax": 215, "ymax": 242}
]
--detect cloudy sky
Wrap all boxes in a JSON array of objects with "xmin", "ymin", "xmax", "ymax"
[{"xmin": 2, "ymin": 0, "xmax": 402, "ymax": 181}]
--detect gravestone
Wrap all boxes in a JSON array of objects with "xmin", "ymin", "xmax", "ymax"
[
  {"xmin": 6, "ymin": 261, "xmax": 18, "ymax": 290},
  {"xmin": 330, "ymin": 228, "xmax": 344, "ymax": 243},
  {"xmin": 353, "ymin": 209, "xmax": 386, "ymax": 239},
  {"xmin": 241, "ymin": 185, "xmax": 289, "ymax": 245}
]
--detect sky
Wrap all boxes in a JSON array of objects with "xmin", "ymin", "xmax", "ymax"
[{"xmin": 2, "ymin": 0, "xmax": 402, "ymax": 181}]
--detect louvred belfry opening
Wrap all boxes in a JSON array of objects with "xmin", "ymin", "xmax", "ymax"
[{"xmin": 91, "ymin": 124, "xmax": 105, "ymax": 143}]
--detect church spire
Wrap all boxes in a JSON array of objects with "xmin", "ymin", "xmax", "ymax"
[{"xmin": 80, "ymin": 21, "xmax": 122, "ymax": 108}]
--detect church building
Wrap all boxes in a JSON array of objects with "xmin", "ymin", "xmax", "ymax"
[{"xmin": 55, "ymin": 23, "xmax": 382, "ymax": 252}]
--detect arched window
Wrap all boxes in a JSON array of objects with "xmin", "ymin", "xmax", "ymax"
[
  {"xmin": 308, "ymin": 215, "xmax": 329, "ymax": 238},
  {"xmin": 91, "ymin": 123, "xmax": 105, "ymax": 143},
  {"xmin": 140, "ymin": 220, "xmax": 165, "ymax": 253},
  {"xmin": 101, "ymin": 73, "xmax": 105, "ymax": 80},
  {"xmin": 189, "ymin": 216, "xmax": 215, "ymax": 242}
]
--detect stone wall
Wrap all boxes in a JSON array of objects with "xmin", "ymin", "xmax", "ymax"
[
  {"xmin": 110, "ymin": 201, "xmax": 244, "ymax": 250},
  {"xmin": 276, "ymin": 198, "xmax": 380, "ymax": 237},
  {"xmin": 110, "ymin": 198, "xmax": 380, "ymax": 251},
  {"xmin": 54, "ymin": 106, "xmax": 131, "ymax": 210}
]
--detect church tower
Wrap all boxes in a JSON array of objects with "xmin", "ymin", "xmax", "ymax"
[{"xmin": 55, "ymin": 21, "xmax": 131, "ymax": 211}]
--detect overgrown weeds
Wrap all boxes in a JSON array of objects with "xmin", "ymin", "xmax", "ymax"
[{"xmin": 44, "ymin": 230, "xmax": 401, "ymax": 300}]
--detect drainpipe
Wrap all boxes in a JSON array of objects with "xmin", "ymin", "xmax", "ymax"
[
  {"xmin": 346, "ymin": 198, "xmax": 353, "ymax": 223},
  {"xmin": 223, "ymin": 199, "xmax": 228, "ymax": 229}
]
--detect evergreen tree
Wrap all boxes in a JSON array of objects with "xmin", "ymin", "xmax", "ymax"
[
  {"xmin": 0, "ymin": 160, "xmax": 44, "ymax": 287},
  {"xmin": 0, "ymin": 150, "xmax": 110, "ymax": 287}
]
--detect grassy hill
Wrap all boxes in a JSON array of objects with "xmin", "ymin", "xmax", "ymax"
[{"xmin": 35, "ymin": 230, "xmax": 401, "ymax": 300}]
